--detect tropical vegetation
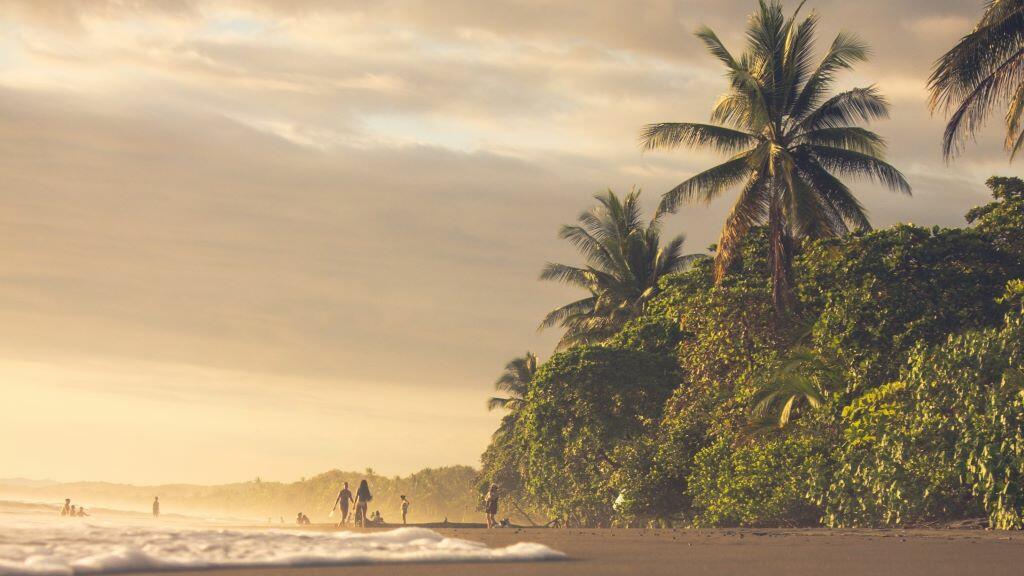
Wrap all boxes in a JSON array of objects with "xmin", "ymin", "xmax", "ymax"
[
  {"xmin": 929, "ymin": 0, "xmax": 1024, "ymax": 160},
  {"xmin": 538, "ymin": 188, "xmax": 701, "ymax": 348},
  {"xmin": 477, "ymin": 0, "xmax": 1024, "ymax": 529},
  {"xmin": 641, "ymin": 0, "xmax": 909, "ymax": 312}
]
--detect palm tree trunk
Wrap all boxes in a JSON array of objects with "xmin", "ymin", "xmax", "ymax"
[{"xmin": 768, "ymin": 196, "xmax": 795, "ymax": 315}]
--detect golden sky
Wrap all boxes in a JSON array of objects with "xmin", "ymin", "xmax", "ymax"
[{"xmin": 0, "ymin": 0, "xmax": 1015, "ymax": 484}]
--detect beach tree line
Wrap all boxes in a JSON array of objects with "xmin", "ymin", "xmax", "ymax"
[{"xmin": 478, "ymin": 0, "xmax": 1024, "ymax": 528}]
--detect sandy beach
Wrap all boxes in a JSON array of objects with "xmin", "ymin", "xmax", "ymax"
[{"xmin": 117, "ymin": 525, "xmax": 1024, "ymax": 576}]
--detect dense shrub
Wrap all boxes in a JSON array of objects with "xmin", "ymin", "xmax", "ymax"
[
  {"xmin": 825, "ymin": 284, "xmax": 1024, "ymax": 527},
  {"xmin": 520, "ymin": 345, "xmax": 678, "ymax": 526},
  {"xmin": 688, "ymin": 431, "xmax": 827, "ymax": 527}
]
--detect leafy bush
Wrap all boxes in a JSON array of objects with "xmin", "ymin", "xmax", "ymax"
[
  {"xmin": 520, "ymin": 345, "xmax": 678, "ymax": 526},
  {"xmin": 688, "ymin": 431, "xmax": 826, "ymax": 527}
]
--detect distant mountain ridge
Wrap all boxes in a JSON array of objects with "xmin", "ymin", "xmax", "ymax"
[
  {"xmin": 0, "ymin": 478, "xmax": 58, "ymax": 488},
  {"xmin": 0, "ymin": 467, "xmax": 480, "ymax": 523}
]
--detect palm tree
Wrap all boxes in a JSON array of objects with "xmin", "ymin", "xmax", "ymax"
[
  {"xmin": 640, "ymin": 0, "xmax": 910, "ymax": 313},
  {"xmin": 487, "ymin": 352, "xmax": 537, "ymax": 412},
  {"xmin": 749, "ymin": 347, "xmax": 841, "ymax": 430},
  {"xmin": 539, "ymin": 188, "xmax": 703, "ymax": 348},
  {"xmin": 929, "ymin": 0, "xmax": 1024, "ymax": 160}
]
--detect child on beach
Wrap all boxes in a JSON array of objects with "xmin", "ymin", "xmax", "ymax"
[{"xmin": 400, "ymin": 495, "xmax": 410, "ymax": 525}]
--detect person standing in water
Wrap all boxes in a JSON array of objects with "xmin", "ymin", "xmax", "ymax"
[
  {"xmin": 60, "ymin": 498, "xmax": 72, "ymax": 517},
  {"xmin": 333, "ymin": 482, "xmax": 354, "ymax": 527},
  {"xmin": 152, "ymin": 497, "xmax": 160, "ymax": 518},
  {"xmin": 354, "ymin": 480, "xmax": 372, "ymax": 528},
  {"xmin": 400, "ymin": 495, "xmax": 410, "ymax": 525},
  {"xmin": 484, "ymin": 484, "xmax": 499, "ymax": 528}
]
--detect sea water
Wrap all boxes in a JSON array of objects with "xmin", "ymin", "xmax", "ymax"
[{"xmin": 0, "ymin": 505, "xmax": 563, "ymax": 575}]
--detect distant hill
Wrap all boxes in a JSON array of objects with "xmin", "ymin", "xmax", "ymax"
[
  {"xmin": 0, "ymin": 478, "xmax": 58, "ymax": 488},
  {"xmin": 0, "ymin": 466, "xmax": 481, "ymax": 523}
]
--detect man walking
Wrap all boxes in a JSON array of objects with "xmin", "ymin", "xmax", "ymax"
[{"xmin": 333, "ymin": 482, "xmax": 353, "ymax": 527}]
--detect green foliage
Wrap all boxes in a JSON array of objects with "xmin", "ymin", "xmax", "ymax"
[
  {"xmin": 480, "ymin": 174, "xmax": 1024, "ymax": 528},
  {"xmin": 689, "ymin": 431, "xmax": 826, "ymax": 527},
  {"xmin": 539, "ymin": 188, "xmax": 702, "ymax": 348},
  {"xmin": 642, "ymin": 0, "xmax": 908, "ymax": 311},
  {"xmin": 520, "ymin": 345, "xmax": 678, "ymax": 526},
  {"xmin": 799, "ymin": 224, "xmax": 1021, "ymax": 394},
  {"xmin": 929, "ymin": 2, "xmax": 1024, "ymax": 160},
  {"xmin": 825, "ymin": 289, "xmax": 1024, "ymax": 528}
]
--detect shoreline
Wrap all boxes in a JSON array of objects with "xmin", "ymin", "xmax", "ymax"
[{"xmin": 118, "ymin": 526, "xmax": 1024, "ymax": 576}]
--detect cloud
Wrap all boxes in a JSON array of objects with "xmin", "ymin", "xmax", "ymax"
[{"xmin": 0, "ymin": 0, "xmax": 1010, "ymax": 482}]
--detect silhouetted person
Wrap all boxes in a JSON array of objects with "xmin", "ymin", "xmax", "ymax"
[
  {"xmin": 484, "ymin": 484, "xmax": 499, "ymax": 528},
  {"xmin": 77, "ymin": 507, "xmax": 89, "ymax": 517},
  {"xmin": 334, "ymin": 482, "xmax": 354, "ymax": 527},
  {"xmin": 354, "ymin": 480, "xmax": 372, "ymax": 528},
  {"xmin": 152, "ymin": 497, "xmax": 160, "ymax": 518},
  {"xmin": 69, "ymin": 505, "xmax": 77, "ymax": 517},
  {"xmin": 400, "ymin": 495, "xmax": 410, "ymax": 525},
  {"xmin": 296, "ymin": 512, "xmax": 303, "ymax": 525},
  {"xmin": 60, "ymin": 498, "xmax": 71, "ymax": 517}
]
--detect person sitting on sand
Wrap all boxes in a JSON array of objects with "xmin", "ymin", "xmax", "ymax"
[
  {"xmin": 354, "ymin": 480, "xmax": 372, "ymax": 528},
  {"xmin": 60, "ymin": 498, "xmax": 71, "ymax": 517},
  {"xmin": 296, "ymin": 512, "xmax": 304, "ymax": 525},
  {"xmin": 333, "ymin": 481, "xmax": 354, "ymax": 527},
  {"xmin": 484, "ymin": 484, "xmax": 499, "ymax": 528},
  {"xmin": 400, "ymin": 495, "xmax": 410, "ymax": 525},
  {"xmin": 370, "ymin": 510, "xmax": 384, "ymax": 525}
]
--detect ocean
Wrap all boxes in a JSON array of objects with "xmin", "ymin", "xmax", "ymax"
[{"xmin": 0, "ymin": 501, "xmax": 563, "ymax": 575}]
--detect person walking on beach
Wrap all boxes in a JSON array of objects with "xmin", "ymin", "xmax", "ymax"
[
  {"xmin": 333, "ymin": 482, "xmax": 354, "ymax": 527},
  {"xmin": 400, "ymin": 495, "xmax": 410, "ymax": 525},
  {"xmin": 152, "ymin": 497, "xmax": 160, "ymax": 518},
  {"xmin": 60, "ymin": 498, "xmax": 72, "ymax": 517},
  {"xmin": 484, "ymin": 484, "xmax": 499, "ymax": 528},
  {"xmin": 354, "ymin": 479, "xmax": 372, "ymax": 528}
]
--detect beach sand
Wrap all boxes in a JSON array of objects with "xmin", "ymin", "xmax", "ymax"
[{"xmin": 119, "ymin": 525, "xmax": 1024, "ymax": 576}]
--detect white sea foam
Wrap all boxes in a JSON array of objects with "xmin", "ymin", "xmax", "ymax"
[{"xmin": 0, "ymin": 512, "xmax": 564, "ymax": 575}]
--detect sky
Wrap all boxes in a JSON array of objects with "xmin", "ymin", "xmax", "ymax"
[{"xmin": 0, "ymin": 0, "xmax": 1017, "ymax": 485}]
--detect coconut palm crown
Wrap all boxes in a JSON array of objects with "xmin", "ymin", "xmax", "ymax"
[
  {"xmin": 641, "ymin": 0, "xmax": 910, "ymax": 312},
  {"xmin": 487, "ymin": 352, "xmax": 537, "ymax": 413},
  {"xmin": 539, "ymin": 188, "xmax": 703, "ymax": 349},
  {"xmin": 929, "ymin": 0, "xmax": 1024, "ymax": 160}
]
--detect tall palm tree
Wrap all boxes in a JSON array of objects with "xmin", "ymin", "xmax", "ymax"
[
  {"xmin": 487, "ymin": 352, "xmax": 537, "ymax": 438},
  {"xmin": 640, "ymin": 0, "xmax": 910, "ymax": 312},
  {"xmin": 539, "ymin": 188, "xmax": 702, "ymax": 348},
  {"xmin": 487, "ymin": 352, "xmax": 537, "ymax": 412},
  {"xmin": 929, "ymin": 0, "xmax": 1024, "ymax": 160}
]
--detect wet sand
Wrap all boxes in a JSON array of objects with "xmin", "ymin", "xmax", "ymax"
[{"xmin": 120, "ymin": 525, "xmax": 1024, "ymax": 576}]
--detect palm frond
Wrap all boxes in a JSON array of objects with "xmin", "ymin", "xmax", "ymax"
[
  {"xmin": 806, "ymin": 145, "xmax": 911, "ymax": 194},
  {"xmin": 658, "ymin": 149, "xmax": 757, "ymax": 215},
  {"xmin": 639, "ymin": 123, "xmax": 758, "ymax": 153}
]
